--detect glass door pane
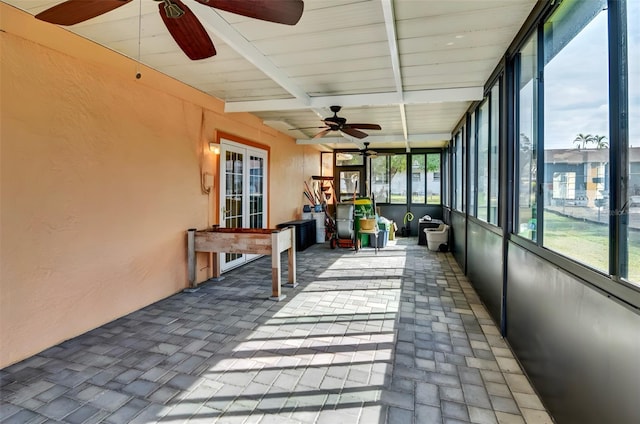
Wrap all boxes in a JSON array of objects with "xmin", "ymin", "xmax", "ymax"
[
  {"xmin": 249, "ymin": 154, "xmax": 265, "ymax": 229},
  {"xmin": 222, "ymin": 147, "xmax": 245, "ymax": 269},
  {"xmin": 245, "ymin": 152, "xmax": 266, "ymax": 263},
  {"xmin": 220, "ymin": 142, "xmax": 268, "ymax": 272}
]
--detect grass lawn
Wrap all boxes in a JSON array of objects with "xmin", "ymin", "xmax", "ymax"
[{"xmin": 543, "ymin": 210, "xmax": 640, "ymax": 282}]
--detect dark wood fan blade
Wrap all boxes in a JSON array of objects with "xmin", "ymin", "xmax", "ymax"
[
  {"xmin": 159, "ymin": 0, "xmax": 216, "ymax": 60},
  {"xmin": 195, "ymin": 0, "xmax": 304, "ymax": 25},
  {"xmin": 348, "ymin": 123, "xmax": 382, "ymax": 130},
  {"xmin": 313, "ymin": 129, "xmax": 332, "ymax": 139},
  {"xmin": 290, "ymin": 126, "xmax": 327, "ymax": 130},
  {"xmin": 35, "ymin": 0, "xmax": 132, "ymax": 25},
  {"xmin": 342, "ymin": 128, "xmax": 368, "ymax": 139}
]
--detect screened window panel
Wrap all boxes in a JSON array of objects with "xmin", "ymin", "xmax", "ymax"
[
  {"xmin": 371, "ymin": 156, "xmax": 389, "ymax": 203},
  {"xmin": 390, "ymin": 155, "xmax": 407, "ymax": 204},
  {"xmin": 454, "ymin": 131, "xmax": 464, "ymax": 211},
  {"xmin": 469, "ymin": 112, "xmax": 477, "ymax": 216},
  {"xmin": 542, "ymin": 0, "xmax": 609, "ymax": 272},
  {"xmin": 489, "ymin": 83, "xmax": 500, "ymax": 225},
  {"xmin": 427, "ymin": 154, "xmax": 441, "ymax": 205},
  {"xmin": 477, "ymin": 102, "xmax": 490, "ymax": 222},
  {"xmin": 627, "ymin": 0, "xmax": 639, "ymax": 283},
  {"xmin": 443, "ymin": 149, "xmax": 450, "ymax": 207},
  {"xmin": 411, "ymin": 155, "xmax": 426, "ymax": 203},
  {"xmin": 517, "ymin": 35, "xmax": 539, "ymax": 241}
]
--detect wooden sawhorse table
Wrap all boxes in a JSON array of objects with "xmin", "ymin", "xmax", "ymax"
[{"xmin": 187, "ymin": 226, "xmax": 297, "ymax": 300}]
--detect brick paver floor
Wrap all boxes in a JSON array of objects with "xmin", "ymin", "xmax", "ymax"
[{"xmin": 0, "ymin": 238, "xmax": 553, "ymax": 424}]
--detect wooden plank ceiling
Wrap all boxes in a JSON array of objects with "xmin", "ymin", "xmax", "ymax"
[{"xmin": 2, "ymin": 0, "xmax": 537, "ymax": 151}]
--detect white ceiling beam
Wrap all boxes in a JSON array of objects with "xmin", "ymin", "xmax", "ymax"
[
  {"xmin": 295, "ymin": 137, "xmax": 356, "ymax": 145},
  {"xmin": 381, "ymin": 0, "xmax": 403, "ymax": 98},
  {"xmin": 224, "ymin": 87, "xmax": 483, "ymax": 112},
  {"xmin": 399, "ymin": 104, "xmax": 408, "ymax": 148},
  {"xmin": 404, "ymin": 87, "xmax": 483, "ymax": 103},
  {"xmin": 400, "ymin": 132, "xmax": 452, "ymax": 142},
  {"xmin": 381, "ymin": 0, "xmax": 410, "ymax": 151},
  {"xmin": 225, "ymin": 92, "xmax": 400, "ymax": 113},
  {"xmin": 296, "ymin": 133, "xmax": 451, "ymax": 145},
  {"xmin": 191, "ymin": 2, "xmax": 311, "ymax": 105}
]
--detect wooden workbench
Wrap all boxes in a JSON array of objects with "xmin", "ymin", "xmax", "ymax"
[{"xmin": 187, "ymin": 226, "xmax": 297, "ymax": 300}]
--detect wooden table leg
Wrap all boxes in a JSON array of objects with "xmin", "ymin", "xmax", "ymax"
[
  {"xmin": 187, "ymin": 229, "xmax": 196, "ymax": 289},
  {"xmin": 211, "ymin": 252, "xmax": 223, "ymax": 281},
  {"xmin": 287, "ymin": 246, "xmax": 298, "ymax": 287},
  {"xmin": 287, "ymin": 226, "xmax": 298, "ymax": 287},
  {"xmin": 270, "ymin": 232, "xmax": 285, "ymax": 301}
]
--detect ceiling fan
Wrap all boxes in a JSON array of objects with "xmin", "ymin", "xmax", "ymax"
[
  {"xmin": 34, "ymin": 0, "xmax": 304, "ymax": 60},
  {"xmin": 294, "ymin": 106, "xmax": 381, "ymax": 140},
  {"xmin": 358, "ymin": 141, "xmax": 378, "ymax": 157}
]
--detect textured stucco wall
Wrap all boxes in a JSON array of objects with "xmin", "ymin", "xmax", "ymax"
[{"xmin": 0, "ymin": 4, "xmax": 320, "ymax": 368}]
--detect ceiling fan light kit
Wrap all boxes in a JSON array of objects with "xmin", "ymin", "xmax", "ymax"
[
  {"xmin": 359, "ymin": 142, "xmax": 377, "ymax": 157},
  {"xmin": 162, "ymin": 0, "xmax": 185, "ymax": 18},
  {"xmin": 35, "ymin": 0, "xmax": 304, "ymax": 60}
]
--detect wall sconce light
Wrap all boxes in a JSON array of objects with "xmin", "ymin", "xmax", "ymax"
[{"xmin": 209, "ymin": 142, "xmax": 220, "ymax": 154}]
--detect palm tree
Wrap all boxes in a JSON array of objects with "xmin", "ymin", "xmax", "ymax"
[
  {"xmin": 573, "ymin": 133, "xmax": 593, "ymax": 150},
  {"xmin": 592, "ymin": 134, "xmax": 608, "ymax": 149}
]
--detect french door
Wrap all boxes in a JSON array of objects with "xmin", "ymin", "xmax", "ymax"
[{"xmin": 219, "ymin": 140, "xmax": 268, "ymax": 272}]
